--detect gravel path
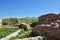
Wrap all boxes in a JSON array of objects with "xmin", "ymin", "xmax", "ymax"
[{"xmin": 0, "ymin": 29, "xmax": 21, "ymax": 40}]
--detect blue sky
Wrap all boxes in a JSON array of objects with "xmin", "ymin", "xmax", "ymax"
[{"xmin": 0, "ymin": 0, "xmax": 60, "ymax": 18}]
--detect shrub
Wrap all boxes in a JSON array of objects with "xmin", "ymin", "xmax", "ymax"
[{"xmin": 30, "ymin": 22, "xmax": 37, "ymax": 28}]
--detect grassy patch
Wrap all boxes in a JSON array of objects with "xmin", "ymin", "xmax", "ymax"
[{"xmin": 0, "ymin": 28, "xmax": 18, "ymax": 39}]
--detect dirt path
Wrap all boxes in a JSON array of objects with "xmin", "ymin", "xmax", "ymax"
[{"xmin": 0, "ymin": 29, "xmax": 21, "ymax": 40}]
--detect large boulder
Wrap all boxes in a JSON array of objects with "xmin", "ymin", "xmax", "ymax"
[{"xmin": 19, "ymin": 23, "xmax": 31, "ymax": 30}]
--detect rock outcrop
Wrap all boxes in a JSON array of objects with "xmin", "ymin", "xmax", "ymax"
[{"xmin": 32, "ymin": 13, "xmax": 60, "ymax": 40}]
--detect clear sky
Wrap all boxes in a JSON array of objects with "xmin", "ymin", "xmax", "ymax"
[{"xmin": 0, "ymin": 0, "xmax": 60, "ymax": 18}]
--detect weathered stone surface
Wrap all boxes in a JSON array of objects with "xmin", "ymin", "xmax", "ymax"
[
  {"xmin": 38, "ymin": 13, "xmax": 60, "ymax": 25},
  {"xmin": 32, "ymin": 25, "xmax": 60, "ymax": 39}
]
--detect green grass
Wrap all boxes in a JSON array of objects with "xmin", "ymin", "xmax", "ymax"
[
  {"xmin": 10, "ymin": 29, "xmax": 32, "ymax": 40},
  {"xmin": 18, "ymin": 18, "xmax": 38, "ymax": 24},
  {"xmin": 0, "ymin": 28, "xmax": 19, "ymax": 39}
]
